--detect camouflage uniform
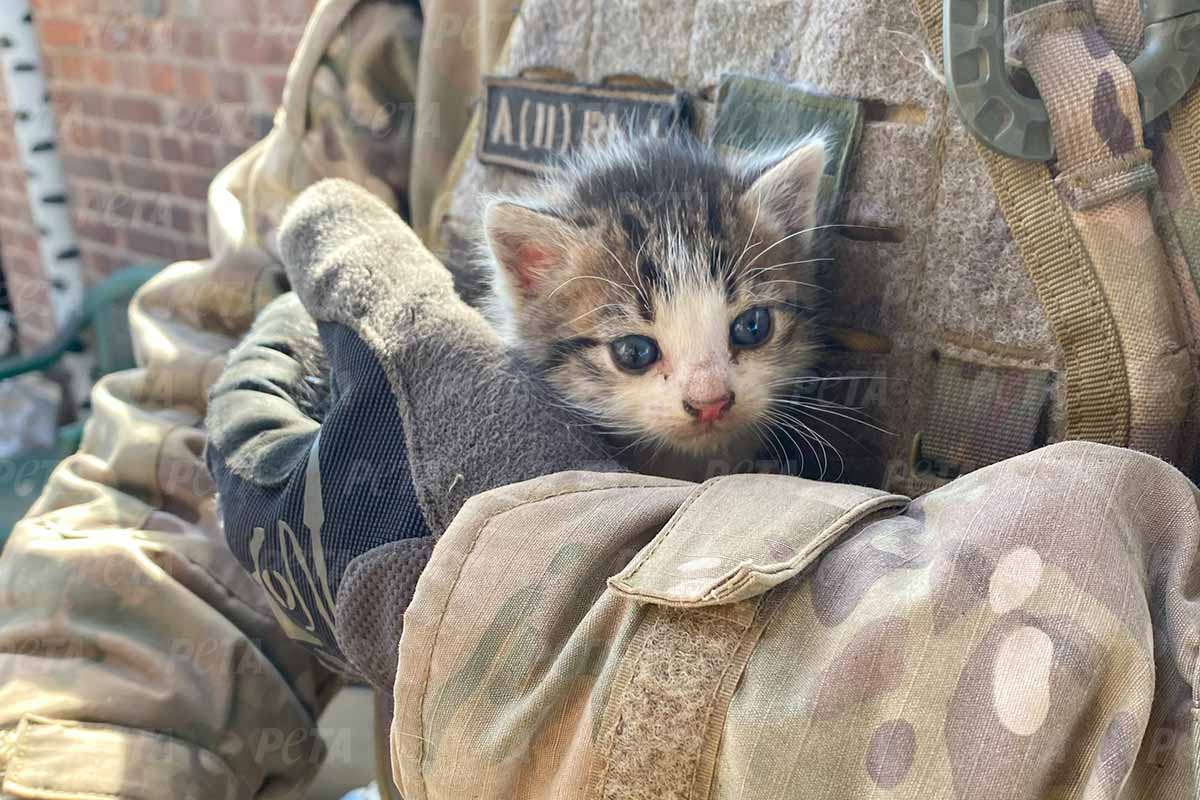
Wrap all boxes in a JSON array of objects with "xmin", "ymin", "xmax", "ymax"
[
  {"xmin": 0, "ymin": 1, "xmax": 490, "ymax": 797},
  {"xmin": 394, "ymin": 443, "xmax": 1200, "ymax": 799},
  {"xmin": 1, "ymin": 0, "xmax": 1199, "ymax": 797}
]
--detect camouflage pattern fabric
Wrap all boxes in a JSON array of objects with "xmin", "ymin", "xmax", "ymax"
[
  {"xmin": 392, "ymin": 442, "xmax": 1200, "ymax": 799},
  {"xmin": 1012, "ymin": 0, "xmax": 1197, "ymax": 465},
  {"xmin": 0, "ymin": 0, "xmax": 1198, "ymax": 797},
  {"xmin": 0, "ymin": 1, "xmax": 429, "ymax": 797}
]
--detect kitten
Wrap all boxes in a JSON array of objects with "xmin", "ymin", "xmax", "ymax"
[{"xmin": 483, "ymin": 135, "xmax": 828, "ymax": 482}]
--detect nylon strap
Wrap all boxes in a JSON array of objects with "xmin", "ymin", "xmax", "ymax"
[
  {"xmin": 915, "ymin": 0, "xmax": 1131, "ymax": 446},
  {"xmin": 1167, "ymin": 91, "xmax": 1200, "ymax": 298}
]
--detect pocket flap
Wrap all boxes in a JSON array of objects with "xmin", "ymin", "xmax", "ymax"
[
  {"xmin": 1, "ymin": 714, "xmax": 241, "ymax": 800},
  {"xmin": 608, "ymin": 474, "xmax": 908, "ymax": 607}
]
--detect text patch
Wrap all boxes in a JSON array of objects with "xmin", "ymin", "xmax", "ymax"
[{"xmin": 479, "ymin": 76, "xmax": 687, "ymax": 174}]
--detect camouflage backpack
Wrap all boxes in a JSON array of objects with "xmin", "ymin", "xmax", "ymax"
[{"xmin": 422, "ymin": 0, "xmax": 1200, "ymax": 496}]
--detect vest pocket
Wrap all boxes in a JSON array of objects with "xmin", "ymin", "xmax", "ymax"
[{"xmin": 608, "ymin": 474, "xmax": 909, "ymax": 607}]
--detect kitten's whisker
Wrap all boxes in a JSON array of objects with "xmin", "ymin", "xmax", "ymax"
[
  {"xmin": 769, "ymin": 375, "xmax": 888, "ymax": 387},
  {"xmin": 759, "ymin": 422, "xmax": 796, "ymax": 476},
  {"xmin": 741, "ymin": 257, "xmax": 834, "ymax": 283},
  {"xmin": 743, "ymin": 223, "xmax": 884, "ymax": 271},
  {"xmin": 732, "ymin": 197, "xmax": 764, "ymax": 274},
  {"xmin": 753, "ymin": 420, "xmax": 789, "ymax": 475},
  {"xmin": 795, "ymin": 395, "xmax": 889, "ymax": 426},
  {"xmin": 742, "ymin": 227, "xmax": 816, "ymax": 269},
  {"xmin": 757, "ymin": 279, "xmax": 830, "ymax": 292},
  {"xmin": 630, "ymin": 237, "xmax": 652, "ymax": 306},
  {"xmin": 765, "ymin": 409, "xmax": 833, "ymax": 479},
  {"xmin": 778, "ymin": 404, "xmax": 876, "ymax": 460},
  {"xmin": 766, "ymin": 409, "xmax": 846, "ymax": 480},
  {"xmin": 599, "ymin": 241, "xmax": 649, "ymax": 307},
  {"xmin": 772, "ymin": 398, "xmax": 896, "ymax": 436},
  {"xmin": 765, "ymin": 413, "xmax": 817, "ymax": 477},
  {"xmin": 565, "ymin": 303, "xmax": 633, "ymax": 327},
  {"xmin": 548, "ymin": 274, "xmax": 636, "ymax": 300}
]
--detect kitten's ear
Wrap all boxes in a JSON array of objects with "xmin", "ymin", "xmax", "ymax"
[
  {"xmin": 742, "ymin": 139, "xmax": 827, "ymax": 235},
  {"xmin": 484, "ymin": 201, "xmax": 574, "ymax": 298}
]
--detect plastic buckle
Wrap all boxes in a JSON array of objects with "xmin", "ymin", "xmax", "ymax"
[{"xmin": 945, "ymin": 0, "xmax": 1200, "ymax": 161}]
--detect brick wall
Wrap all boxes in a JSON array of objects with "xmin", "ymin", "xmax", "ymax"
[{"xmin": 0, "ymin": 0, "xmax": 316, "ymax": 348}]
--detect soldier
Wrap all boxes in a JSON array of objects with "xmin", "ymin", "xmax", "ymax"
[{"xmin": 2, "ymin": 0, "xmax": 1199, "ymax": 798}]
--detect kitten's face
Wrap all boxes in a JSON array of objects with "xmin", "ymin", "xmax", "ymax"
[{"xmin": 486, "ymin": 138, "xmax": 826, "ymax": 470}]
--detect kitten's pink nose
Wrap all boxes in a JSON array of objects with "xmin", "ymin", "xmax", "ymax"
[{"xmin": 683, "ymin": 392, "xmax": 735, "ymax": 424}]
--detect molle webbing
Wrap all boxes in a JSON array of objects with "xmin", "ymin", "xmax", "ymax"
[
  {"xmin": 1017, "ymin": 1, "xmax": 1195, "ymax": 462},
  {"xmin": 917, "ymin": 0, "xmax": 1133, "ymax": 447}
]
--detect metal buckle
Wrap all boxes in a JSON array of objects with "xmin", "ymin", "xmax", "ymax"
[{"xmin": 945, "ymin": 0, "xmax": 1200, "ymax": 160}]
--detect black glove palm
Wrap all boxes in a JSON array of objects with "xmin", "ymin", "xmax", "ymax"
[{"xmin": 206, "ymin": 179, "xmax": 619, "ymax": 688}]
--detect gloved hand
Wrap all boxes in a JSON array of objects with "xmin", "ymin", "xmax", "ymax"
[{"xmin": 206, "ymin": 179, "xmax": 620, "ymax": 690}]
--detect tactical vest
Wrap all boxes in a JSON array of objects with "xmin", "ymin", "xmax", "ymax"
[{"xmin": 427, "ymin": 0, "xmax": 1200, "ymax": 496}]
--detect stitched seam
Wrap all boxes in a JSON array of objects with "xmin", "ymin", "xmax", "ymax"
[
  {"xmin": 413, "ymin": 481, "xmax": 681, "ymax": 797},
  {"xmin": 4, "ymin": 717, "xmax": 238, "ymax": 800},
  {"xmin": 615, "ymin": 480, "xmax": 718, "ymax": 582}
]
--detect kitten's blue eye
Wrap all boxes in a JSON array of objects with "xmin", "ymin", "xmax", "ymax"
[
  {"xmin": 731, "ymin": 307, "xmax": 773, "ymax": 348},
  {"xmin": 610, "ymin": 335, "xmax": 660, "ymax": 373}
]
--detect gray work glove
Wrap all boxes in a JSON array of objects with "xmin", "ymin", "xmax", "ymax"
[{"xmin": 206, "ymin": 179, "xmax": 619, "ymax": 690}]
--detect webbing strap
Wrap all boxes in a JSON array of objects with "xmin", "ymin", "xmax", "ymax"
[
  {"xmin": 915, "ymin": 0, "xmax": 1131, "ymax": 446},
  {"xmin": 1168, "ymin": 92, "xmax": 1200, "ymax": 298}
]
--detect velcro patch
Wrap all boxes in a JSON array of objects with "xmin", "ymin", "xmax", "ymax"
[
  {"xmin": 712, "ymin": 75, "xmax": 864, "ymax": 219},
  {"xmin": 478, "ymin": 76, "xmax": 687, "ymax": 174}
]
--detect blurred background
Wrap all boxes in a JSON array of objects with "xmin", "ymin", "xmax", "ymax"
[
  {"xmin": 0, "ymin": 0, "xmax": 313, "ymax": 529},
  {"xmin": 0, "ymin": 4, "xmax": 377, "ymax": 796}
]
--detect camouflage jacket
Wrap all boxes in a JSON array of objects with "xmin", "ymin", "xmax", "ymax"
[{"xmin": 393, "ymin": 442, "xmax": 1200, "ymax": 799}]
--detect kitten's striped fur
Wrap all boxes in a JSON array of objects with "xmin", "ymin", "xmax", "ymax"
[{"xmin": 484, "ymin": 135, "xmax": 828, "ymax": 480}]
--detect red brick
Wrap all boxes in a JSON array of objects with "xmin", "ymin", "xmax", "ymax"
[
  {"xmin": 86, "ymin": 56, "xmax": 114, "ymax": 86},
  {"xmin": 148, "ymin": 62, "xmax": 174, "ymax": 94},
  {"xmin": 222, "ymin": 30, "xmax": 292, "ymax": 66},
  {"xmin": 40, "ymin": 18, "xmax": 87, "ymax": 48},
  {"xmin": 158, "ymin": 134, "xmax": 185, "ymax": 162},
  {"xmin": 175, "ymin": 171, "xmax": 211, "ymax": 202},
  {"xmin": 96, "ymin": 16, "xmax": 150, "ymax": 52},
  {"xmin": 168, "ymin": 204, "xmax": 192, "ymax": 234},
  {"xmin": 111, "ymin": 96, "xmax": 162, "ymax": 126},
  {"xmin": 94, "ymin": 189, "xmax": 136, "ymax": 223},
  {"xmin": 127, "ymin": 227, "xmax": 180, "ymax": 260},
  {"xmin": 62, "ymin": 119, "xmax": 99, "ymax": 149},
  {"xmin": 179, "ymin": 66, "xmax": 210, "ymax": 100},
  {"xmin": 76, "ymin": 216, "xmax": 119, "ymax": 246},
  {"xmin": 214, "ymin": 70, "xmax": 248, "ymax": 103},
  {"xmin": 50, "ymin": 87, "xmax": 79, "ymax": 116},
  {"xmin": 62, "ymin": 153, "xmax": 112, "ymax": 181},
  {"xmin": 189, "ymin": 139, "xmax": 220, "ymax": 169},
  {"xmin": 210, "ymin": 0, "xmax": 259, "ymax": 23},
  {"xmin": 261, "ymin": 0, "xmax": 315, "ymax": 27},
  {"xmin": 177, "ymin": 23, "xmax": 215, "ymax": 59},
  {"xmin": 127, "ymin": 130, "xmax": 152, "ymax": 159},
  {"xmin": 77, "ymin": 90, "xmax": 107, "ymax": 116},
  {"xmin": 99, "ymin": 126, "xmax": 122, "ymax": 154},
  {"xmin": 120, "ymin": 162, "xmax": 172, "ymax": 193},
  {"xmin": 176, "ymin": 103, "xmax": 226, "ymax": 137},
  {"xmin": 259, "ymin": 73, "xmax": 287, "ymax": 105},
  {"xmin": 6, "ymin": 231, "xmax": 39, "ymax": 255},
  {"xmin": 53, "ymin": 53, "xmax": 85, "ymax": 82},
  {"xmin": 116, "ymin": 59, "xmax": 149, "ymax": 92}
]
